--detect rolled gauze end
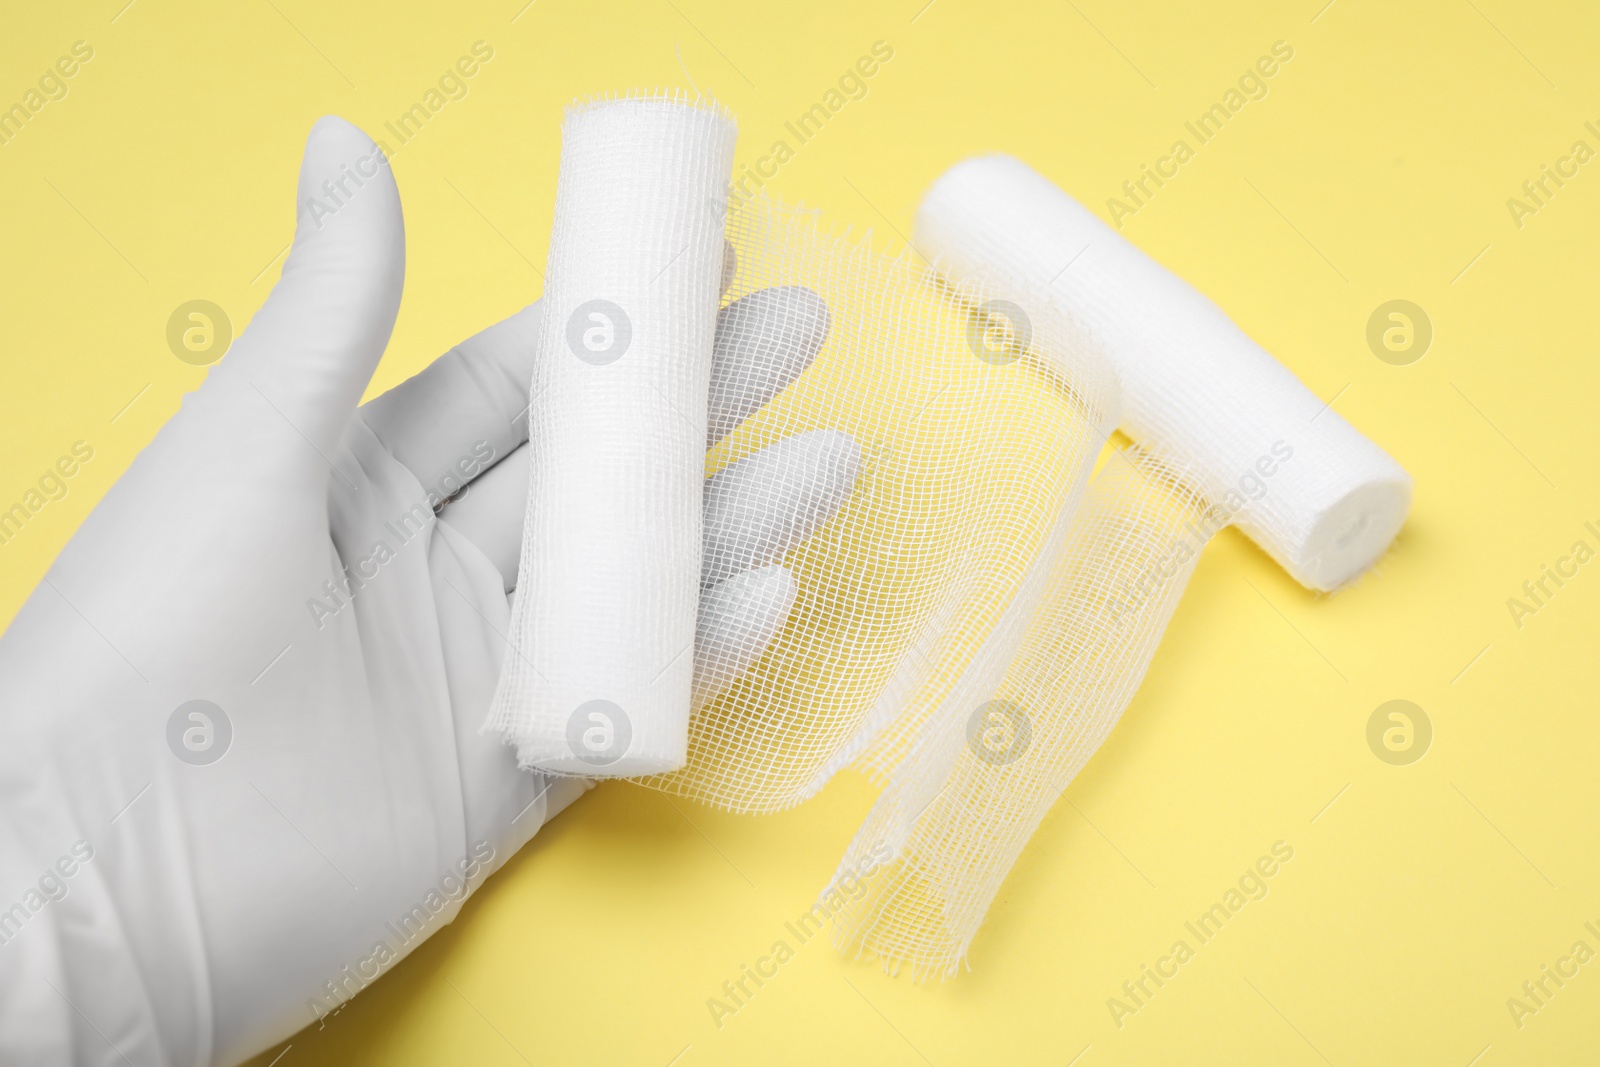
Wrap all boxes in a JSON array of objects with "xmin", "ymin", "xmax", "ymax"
[
  {"xmin": 916, "ymin": 155, "xmax": 1411, "ymax": 591},
  {"xmin": 487, "ymin": 96, "xmax": 736, "ymax": 776}
]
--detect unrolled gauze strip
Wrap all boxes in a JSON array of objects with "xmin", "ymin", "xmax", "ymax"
[
  {"xmin": 486, "ymin": 95, "xmax": 735, "ymax": 776},
  {"xmin": 828, "ymin": 449, "xmax": 1217, "ymax": 978},
  {"xmin": 916, "ymin": 156, "xmax": 1411, "ymax": 591}
]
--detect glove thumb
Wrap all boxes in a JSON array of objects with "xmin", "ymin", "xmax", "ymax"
[{"xmin": 211, "ymin": 116, "xmax": 404, "ymax": 458}]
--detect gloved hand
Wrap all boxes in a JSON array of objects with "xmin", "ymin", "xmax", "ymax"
[{"xmin": 0, "ymin": 117, "xmax": 853, "ymax": 1066}]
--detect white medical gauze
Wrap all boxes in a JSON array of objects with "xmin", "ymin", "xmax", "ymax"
[
  {"xmin": 487, "ymin": 96, "xmax": 735, "ymax": 776},
  {"xmin": 827, "ymin": 450, "xmax": 1217, "ymax": 978},
  {"xmin": 916, "ymin": 155, "xmax": 1412, "ymax": 591},
  {"xmin": 640, "ymin": 199, "xmax": 1119, "ymax": 813}
]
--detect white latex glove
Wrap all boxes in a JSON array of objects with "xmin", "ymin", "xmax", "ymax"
[{"xmin": 0, "ymin": 117, "xmax": 854, "ymax": 1066}]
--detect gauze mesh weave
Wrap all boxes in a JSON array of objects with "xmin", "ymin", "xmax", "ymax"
[
  {"xmin": 825, "ymin": 449, "xmax": 1216, "ymax": 978},
  {"xmin": 642, "ymin": 192, "xmax": 1120, "ymax": 812},
  {"xmin": 487, "ymin": 95, "xmax": 736, "ymax": 776},
  {"xmin": 488, "ymin": 96, "xmax": 1122, "ymax": 806},
  {"xmin": 488, "ymin": 98, "xmax": 1411, "ymax": 975},
  {"xmin": 815, "ymin": 156, "xmax": 1415, "ymax": 977}
]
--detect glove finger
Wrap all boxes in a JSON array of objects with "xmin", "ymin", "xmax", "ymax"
[
  {"xmin": 362, "ymin": 285, "xmax": 829, "ymax": 498},
  {"xmin": 707, "ymin": 285, "xmax": 830, "ymax": 447},
  {"xmin": 701, "ymin": 429, "xmax": 861, "ymax": 590},
  {"xmin": 440, "ymin": 428, "xmax": 861, "ymax": 596},
  {"xmin": 693, "ymin": 565, "xmax": 796, "ymax": 711},
  {"xmin": 359, "ymin": 304, "xmax": 542, "ymax": 507},
  {"xmin": 209, "ymin": 116, "xmax": 404, "ymax": 459},
  {"xmin": 436, "ymin": 442, "xmax": 530, "ymax": 592}
]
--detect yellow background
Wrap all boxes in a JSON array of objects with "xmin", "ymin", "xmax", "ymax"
[{"xmin": 4, "ymin": 0, "xmax": 1598, "ymax": 1063}]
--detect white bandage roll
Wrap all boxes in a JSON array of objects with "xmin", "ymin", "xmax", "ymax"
[
  {"xmin": 487, "ymin": 96, "xmax": 735, "ymax": 776},
  {"xmin": 917, "ymin": 155, "xmax": 1411, "ymax": 591}
]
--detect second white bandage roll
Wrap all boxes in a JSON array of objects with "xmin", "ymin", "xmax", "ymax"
[
  {"xmin": 917, "ymin": 156, "xmax": 1412, "ymax": 591},
  {"xmin": 488, "ymin": 96, "xmax": 735, "ymax": 776}
]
